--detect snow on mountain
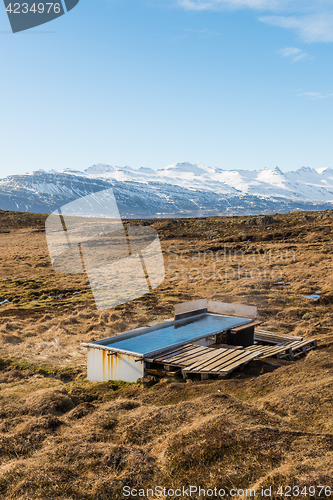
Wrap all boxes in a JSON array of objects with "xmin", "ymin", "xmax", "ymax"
[
  {"xmin": 80, "ymin": 162, "xmax": 333, "ymax": 202},
  {"xmin": 256, "ymin": 167, "xmax": 286, "ymax": 188},
  {"xmin": 1, "ymin": 162, "xmax": 333, "ymax": 217}
]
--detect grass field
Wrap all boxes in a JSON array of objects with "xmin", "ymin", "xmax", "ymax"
[{"xmin": 1, "ymin": 208, "xmax": 333, "ymax": 499}]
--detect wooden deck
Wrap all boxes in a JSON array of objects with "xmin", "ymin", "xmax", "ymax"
[
  {"xmin": 146, "ymin": 344, "xmax": 263, "ymax": 376},
  {"xmin": 145, "ymin": 333, "xmax": 317, "ymax": 378},
  {"xmin": 182, "ymin": 348, "xmax": 262, "ymax": 375},
  {"xmin": 245, "ymin": 339, "xmax": 317, "ymax": 359}
]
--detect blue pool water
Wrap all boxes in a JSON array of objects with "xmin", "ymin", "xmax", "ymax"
[{"xmin": 104, "ymin": 314, "xmax": 251, "ymax": 355}]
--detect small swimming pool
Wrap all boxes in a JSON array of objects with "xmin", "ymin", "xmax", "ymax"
[{"xmin": 101, "ymin": 313, "xmax": 252, "ymax": 356}]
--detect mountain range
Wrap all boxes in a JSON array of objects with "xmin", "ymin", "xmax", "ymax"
[{"xmin": 1, "ymin": 162, "xmax": 333, "ymax": 217}]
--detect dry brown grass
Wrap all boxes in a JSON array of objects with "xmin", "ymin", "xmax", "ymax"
[{"xmin": 1, "ymin": 209, "xmax": 333, "ymax": 498}]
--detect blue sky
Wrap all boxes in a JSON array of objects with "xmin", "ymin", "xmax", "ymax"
[{"xmin": 0, "ymin": 0, "xmax": 333, "ymax": 177}]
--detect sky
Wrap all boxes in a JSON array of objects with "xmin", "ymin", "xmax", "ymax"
[{"xmin": 0, "ymin": 0, "xmax": 333, "ymax": 177}]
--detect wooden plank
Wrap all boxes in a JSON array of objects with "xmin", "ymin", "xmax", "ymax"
[
  {"xmin": 218, "ymin": 351, "xmax": 262, "ymax": 373},
  {"xmin": 244, "ymin": 345, "xmax": 272, "ymax": 353},
  {"xmin": 255, "ymin": 329, "xmax": 289, "ymax": 335},
  {"xmin": 230, "ymin": 320, "xmax": 261, "ymax": 332},
  {"xmin": 154, "ymin": 343, "xmax": 197, "ymax": 357},
  {"xmin": 199, "ymin": 350, "xmax": 245, "ymax": 372},
  {"xmin": 183, "ymin": 348, "xmax": 241, "ymax": 372},
  {"xmin": 258, "ymin": 346, "xmax": 295, "ymax": 359},
  {"xmin": 150, "ymin": 344, "xmax": 200, "ymax": 362},
  {"xmin": 289, "ymin": 339, "xmax": 316, "ymax": 349},
  {"xmin": 153, "ymin": 346, "xmax": 199, "ymax": 362},
  {"xmin": 255, "ymin": 329, "xmax": 303, "ymax": 339},
  {"xmin": 245, "ymin": 343, "xmax": 288, "ymax": 354},
  {"xmin": 213, "ymin": 344, "xmax": 243, "ymax": 350},
  {"xmin": 183, "ymin": 351, "xmax": 236, "ymax": 372},
  {"xmin": 254, "ymin": 335, "xmax": 300, "ymax": 342},
  {"xmin": 259, "ymin": 344, "xmax": 293, "ymax": 357},
  {"xmin": 184, "ymin": 350, "xmax": 251, "ymax": 373},
  {"xmin": 278, "ymin": 339, "xmax": 317, "ymax": 359},
  {"xmin": 144, "ymin": 367, "xmax": 181, "ymax": 377},
  {"xmin": 246, "ymin": 341, "xmax": 295, "ymax": 351},
  {"xmin": 146, "ymin": 345, "xmax": 193, "ymax": 363},
  {"xmin": 183, "ymin": 352, "xmax": 224, "ymax": 372},
  {"xmin": 261, "ymin": 350, "xmax": 290, "ymax": 359},
  {"xmin": 161, "ymin": 346, "xmax": 211, "ymax": 365},
  {"xmin": 254, "ymin": 329, "xmax": 303, "ymax": 344},
  {"xmin": 221, "ymin": 351, "xmax": 262, "ymax": 372},
  {"xmin": 244, "ymin": 339, "xmax": 317, "ymax": 360},
  {"xmin": 253, "ymin": 336, "xmax": 283, "ymax": 345},
  {"xmin": 175, "ymin": 350, "xmax": 222, "ymax": 367},
  {"xmin": 258, "ymin": 346, "xmax": 285, "ymax": 354},
  {"xmin": 213, "ymin": 350, "xmax": 260, "ymax": 372},
  {"xmin": 216, "ymin": 351, "xmax": 261, "ymax": 373},
  {"xmin": 175, "ymin": 348, "xmax": 231, "ymax": 368},
  {"xmin": 282, "ymin": 340, "xmax": 303, "ymax": 348},
  {"xmin": 166, "ymin": 345, "xmax": 209, "ymax": 359},
  {"xmin": 156, "ymin": 348, "xmax": 211, "ymax": 366},
  {"xmin": 184, "ymin": 350, "xmax": 262, "ymax": 374}
]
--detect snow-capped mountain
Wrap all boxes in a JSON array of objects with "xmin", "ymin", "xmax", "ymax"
[
  {"xmin": 84, "ymin": 163, "xmax": 333, "ymax": 202},
  {"xmin": 1, "ymin": 163, "xmax": 333, "ymax": 217}
]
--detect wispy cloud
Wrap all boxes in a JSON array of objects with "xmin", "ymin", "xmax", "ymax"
[
  {"xmin": 185, "ymin": 28, "xmax": 221, "ymax": 37},
  {"xmin": 177, "ymin": 1, "xmax": 333, "ymax": 43},
  {"xmin": 178, "ymin": 0, "xmax": 284, "ymax": 10},
  {"xmin": 279, "ymin": 47, "xmax": 309, "ymax": 62},
  {"xmin": 170, "ymin": 27, "xmax": 220, "ymax": 42},
  {"xmin": 260, "ymin": 13, "xmax": 333, "ymax": 43},
  {"xmin": 297, "ymin": 91, "xmax": 333, "ymax": 99}
]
